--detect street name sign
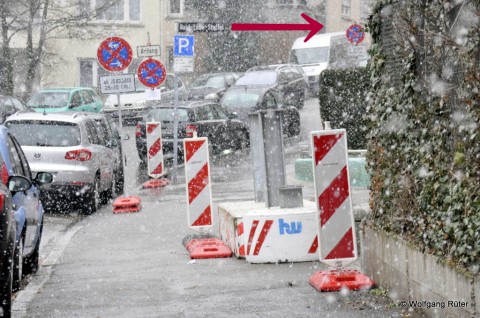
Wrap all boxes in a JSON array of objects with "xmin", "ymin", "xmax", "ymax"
[
  {"xmin": 177, "ymin": 22, "xmax": 226, "ymax": 33},
  {"xmin": 99, "ymin": 74, "xmax": 136, "ymax": 94},
  {"xmin": 97, "ymin": 37, "xmax": 133, "ymax": 72},
  {"xmin": 137, "ymin": 45, "xmax": 161, "ymax": 58}
]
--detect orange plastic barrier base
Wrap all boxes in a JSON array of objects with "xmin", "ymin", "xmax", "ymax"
[
  {"xmin": 142, "ymin": 178, "xmax": 170, "ymax": 189},
  {"xmin": 309, "ymin": 269, "xmax": 375, "ymax": 292},
  {"xmin": 112, "ymin": 195, "xmax": 142, "ymax": 214},
  {"xmin": 185, "ymin": 238, "xmax": 232, "ymax": 259}
]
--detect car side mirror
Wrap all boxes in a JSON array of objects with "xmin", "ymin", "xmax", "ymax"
[
  {"xmin": 227, "ymin": 113, "xmax": 237, "ymax": 119},
  {"xmin": 8, "ymin": 175, "xmax": 32, "ymax": 192},
  {"xmin": 34, "ymin": 172, "xmax": 53, "ymax": 185}
]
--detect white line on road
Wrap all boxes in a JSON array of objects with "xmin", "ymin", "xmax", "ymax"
[{"xmin": 12, "ymin": 223, "xmax": 84, "ymax": 317}]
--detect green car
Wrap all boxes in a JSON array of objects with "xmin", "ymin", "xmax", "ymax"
[{"xmin": 27, "ymin": 87, "xmax": 103, "ymax": 113}]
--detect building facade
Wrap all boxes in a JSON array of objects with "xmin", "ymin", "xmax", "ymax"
[{"xmin": 8, "ymin": 0, "xmax": 371, "ymax": 94}]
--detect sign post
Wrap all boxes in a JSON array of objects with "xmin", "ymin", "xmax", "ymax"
[
  {"xmin": 97, "ymin": 36, "xmax": 141, "ymax": 213},
  {"xmin": 172, "ymin": 35, "xmax": 195, "ymax": 183}
]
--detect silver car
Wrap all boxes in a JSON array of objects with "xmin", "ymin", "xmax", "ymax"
[
  {"xmin": 5, "ymin": 112, "xmax": 116, "ymax": 214},
  {"xmin": 103, "ymin": 74, "xmax": 188, "ymax": 122}
]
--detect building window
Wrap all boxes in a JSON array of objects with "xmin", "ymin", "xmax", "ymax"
[
  {"xmin": 169, "ymin": 0, "xmax": 183, "ymax": 16},
  {"xmin": 361, "ymin": 0, "xmax": 371, "ymax": 21},
  {"xmin": 81, "ymin": 0, "xmax": 140, "ymax": 22},
  {"xmin": 342, "ymin": 0, "xmax": 351, "ymax": 17}
]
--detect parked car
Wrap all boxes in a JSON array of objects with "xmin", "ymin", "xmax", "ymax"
[
  {"xmin": 135, "ymin": 101, "xmax": 249, "ymax": 162},
  {"xmin": 5, "ymin": 112, "xmax": 116, "ymax": 214},
  {"xmin": 85, "ymin": 113, "xmax": 124, "ymax": 194},
  {"xmin": 220, "ymin": 87, "xmax": 301, "ymax": 137},
  {"xmin": 0, "ymin": 126, "xmax": 53, "ymax": 300},
  {"xmin": 235, "ymin": 64, "xmax": 308, "ymax": 109},
  {"xmin": 187, "ymin": 72, "xmax": 241, "ymax": 102},
  {"xmin": 0, "ymin": 95, "xmax": 29, "ymax": 123},
  {"xmin": 0, "ymin": 176, "xmax": 14, "ymax": 317},
  {"xmin": 27, "ymin": 87, "xmax": 103, "ymax": 113},
  {"xmin": 103, "ymin": 74, "xmax": 188, "ymax": 123}
]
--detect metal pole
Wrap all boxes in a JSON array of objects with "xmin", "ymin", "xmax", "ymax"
[
  {"xmin": 117, "ymin": 92, "xmax": 127, "ymax": 196},
  {"xmin": 172, "ymin": 72, "xmax": 179, "ymax": 183}
]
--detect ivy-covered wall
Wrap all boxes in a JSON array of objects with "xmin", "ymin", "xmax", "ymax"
[
  {"xmin": 366, "ymin": 0, "xmax": 479, "ymax": 269},
  {"xmin": 318, "ymin": 68, "xmax": 370, "ymax": 150}
]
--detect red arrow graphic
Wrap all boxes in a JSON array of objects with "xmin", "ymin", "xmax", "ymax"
[{"xmin": 231, "ymin": 13, "xmax": 323, "ymax": 43}]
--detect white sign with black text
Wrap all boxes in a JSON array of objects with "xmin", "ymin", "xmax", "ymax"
[
  {"xmin": 174, "ymin": 57, "xmax": 194, "ymax": 73},
  {"xmin": 137, "ymin": 45, "xmax": 161, "ymax": 58},
  {"xmin": 99, "ymin": 74, "xmax": 136, "ymax": 94}
]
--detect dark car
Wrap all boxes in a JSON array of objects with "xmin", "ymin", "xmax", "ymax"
[
  {"xmin": 0, "ymin": 126, "xmax": 53, "ymax": 316},
  {"xmin": 220, "ymin": 87, "xmax": 301, "ymax": 137},
  {"xmin": 235, "ymin": 64, "xmax": 308, "ymax": 109},
  {"xmin": 0, "ymin": 95, "xmax": 28, "ymax": 123},
  {"xmin": 187, "ymin": 72, "xmax": 241, "ymax": 102},
  {"xmin": 135, "ymin": 101, "xmax": 249, "ymax": 162}
]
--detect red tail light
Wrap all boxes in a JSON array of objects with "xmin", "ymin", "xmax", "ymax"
[
  {"xmin": 65, "ymin": 149, "xmax": 92, "ymax": 161},
  {"xmin": 186, "ymin": 124, "xmax": 197, "ymax": 138},
  {"xmin": 1, "ymin": 163, "xmax": 8, "ymax": 186},
  {"xmin": 135, "ymin": 123, "xmax": 144, "ymax": 137},
  {"xmin": 0, "ymin": 193, "xmax": 4, "ymax": 212}
]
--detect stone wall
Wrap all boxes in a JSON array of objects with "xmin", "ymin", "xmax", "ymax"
[{"xmin": 361, "ymin": 222, "xmax": 478, "ymax": 318}]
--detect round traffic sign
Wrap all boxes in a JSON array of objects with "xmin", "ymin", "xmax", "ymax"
[
  {"xmin": 137, "ymin": 59, "xmax": 166, "ymax": 88},
  {"xmin": 97, "ymin": 37, "xmax": 133, "ymax": 72},
  {"xmin": 346, "ymin": 24, "xmax": 365, "ymax": 45}
]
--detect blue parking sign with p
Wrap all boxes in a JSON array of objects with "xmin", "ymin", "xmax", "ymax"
[{"xmin": 174, "ymin": 35, "xmax": 194, "ymax": 57}]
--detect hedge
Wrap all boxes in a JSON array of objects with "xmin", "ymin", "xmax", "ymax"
[
  {"xmin": 366, "ymin": 0, "xmax": 479, "ymax": 270},
  {"xmin": 318, "ymin": 67, "xmax": 370, "ymax": 150}
]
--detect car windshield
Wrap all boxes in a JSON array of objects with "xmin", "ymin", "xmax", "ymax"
[
  {"xmin": 6, "ymin": 121, "xmax": 81, "ymax": 146},
  {"xmin": 190, "ymin": 75, "xmax": 225, "ymax": 89},
  {"xmin": 235, "ymin": 71, "xmax": 277, "ymax": 86},
  {"xmin": 27, "ymin": 92, "xmax": 70, "ymax": 108},
  {"xmin": 289, "ymin": 47, "xmax": 329, "ymax": 64},
  {"xmin": 144, "ymin": 108, "xmax": 190, "ymax": 122},
  {"xmin": 221, "ymin": 91, "xmax": 261, "ymax": 109}
]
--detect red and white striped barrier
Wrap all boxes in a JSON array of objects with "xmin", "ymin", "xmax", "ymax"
[
  {"xmin": 146, "ymin": 122, "xmax": 165, "ymax": 178},
  {"xmin": 311, "ymin": 129, "xmax": 357, "ymax": 268},
  {"xmin": 184, "ymin": 137, "xmax": 213, "ymax": 230}
]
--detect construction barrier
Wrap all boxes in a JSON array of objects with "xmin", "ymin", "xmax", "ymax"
[
  {"xmin": 309, "ymin": 129, "xmax": 374, "ymax": 291},
  {"xmin": 146, "ymin": 122, "xmax": 165, "ymax": 178},
  {"xmin": 183, "ymin": 137, "xmax": 213, "ymax": 230}
]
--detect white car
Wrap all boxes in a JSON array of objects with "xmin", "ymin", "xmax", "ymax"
[
  {"xmin": 103, "ymin": 74, "xmax": 188, "ymax": 122},
  {"xmin": 5, "ymin": 112, "xmax": 117, "ymax": 214}
]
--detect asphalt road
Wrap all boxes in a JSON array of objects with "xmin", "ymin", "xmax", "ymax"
[{"xmin": 11, "ymin": 99, "xmax": 404, "ymax": 318}]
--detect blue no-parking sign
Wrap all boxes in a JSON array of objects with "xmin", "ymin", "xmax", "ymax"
[{"xmin": 174, "ymin": 35, "xmax": 195, "ymax": 57}]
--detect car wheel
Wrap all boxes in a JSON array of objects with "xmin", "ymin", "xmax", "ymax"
[
  {"xmin": 236, "ymin": 130, "xmax": 249, "ymax": 151},
  {"xmin": 84, "ymin": 176, "xmax": 100, "ymax": 215},
  {"xmin": 114, "ymin": 168, "xmax": 124, "ymax": 195},
  {"xmin": 23, "ymin": 219, "xmax": 43, "ymax": 277},
  {"xmin": 291, "ymin": 114, "xmax": 301, "ymax": 136},
  {"xmin": 12, "ymin": 237, "xmax": 23, "ymax": 292},
  {"xmin": 295, "ymin": 90, "xmax": 305, "ymax": 109}
]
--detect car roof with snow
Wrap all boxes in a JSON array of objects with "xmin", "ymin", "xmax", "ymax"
[{"xmin": 5, "ymin": 111, "xmax": 92, "ymax": 124}]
